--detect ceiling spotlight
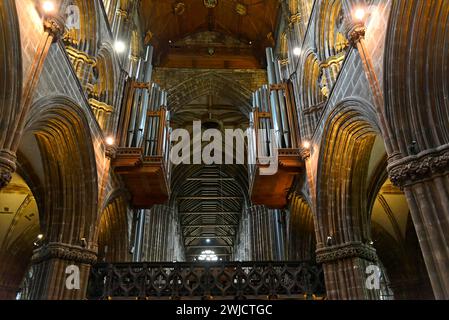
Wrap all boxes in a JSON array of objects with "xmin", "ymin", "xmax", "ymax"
[
  {"xmin": 303, "ymin": 140, "xmax": 311, "ymax": 149},
  {"xmin": 37, "ymin": 234, "xmax": 44, "ymax": 240},
  {"xmin": 42, "ymin": 1, "xmax": 56, "ymax": 14},
  {"xmin": 354, "ymin": 8, "xmax": 366, "ymax": 22},
  {"xmin": 206, "ymin": 239, "xmax": 211, "ymax": 244},
  {"xmin": 106, "ymin": 136, "xmax": 115, "ymax": 146},
  {"xmin": 293, "ymin": 47, "xmax": 301, "ymax": 56},
  {"xmin": 114, "ymin": 41, "xmax": 126, "ymax": 54}
]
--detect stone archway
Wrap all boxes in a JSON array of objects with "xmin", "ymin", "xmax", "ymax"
[
  {"xmin": 0, "ymin": 173, "xmax": 40, "ymax": 299},
  {"xmin": 97, "ymin": 193, "xmax": 130, "ymax": 263},
  {"xmin": 314, "ymin": 98, "xmax": 381, "ymax": 300},
  {"xmin": 19, "ymin": 96, "xmax": 100, "ymax": 300},
  {"xmin": 288, "ymin": 194, "xmax": 316, "ymax": 262}
]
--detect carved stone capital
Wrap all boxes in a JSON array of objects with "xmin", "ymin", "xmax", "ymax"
[
  {"xmin": 0, "ymin": 150, "xmax": 17, "ymax": 189},
  {"xmin": 345, "ymin": 22, "xmax": 366, "ymax": 47},
  {"xmin": 43, "ymin": 16, "xmax": 65, "ymax": 42},
  {"xmin": 106, "ymin": 145, "xmax": 118, "ymax": 159},
  {"xmin": 32, "ymin": 242, "xmax": 98, "ymax": 265},
  {"xmin": 388, "ymin": 145, "xmax": 449, "ymax": 187},
  {"xmin": 316, "ymin": 242, "xmax": 377, "ymax": 264},
  {"xmin": 299, "ymin": 146, "xmax": 311, "ymax": 160}
]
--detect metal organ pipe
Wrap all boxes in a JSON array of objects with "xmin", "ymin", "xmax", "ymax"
[
  {"xmin": 266, "ymin": 48, "xmax": 283, "ymax": 148},
  {"xmin": 274, "ymin": 59, "xmax": 291, "ymax": 148}
]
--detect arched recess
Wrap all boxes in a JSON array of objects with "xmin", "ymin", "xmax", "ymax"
[
  {"xmin": 0, "ymin": 173, "xmax": 40, "ymax": 300},
  {"xmin": 287, "ymin": 194, "xmax": 316, "ymax": 262},
  {"xmin": 314, "ymin": 0, "xmax": 348, "ymax": 94},
  {"xmin": 384, "ymin": 0, "xmax": 449, "ymax": 299},
  {"xmin": 62, "ymin": 0, "xmax": 99, "ymax": 56},
  {"xmin": 90, "ymin": 43, "xmax": 121, "ymax": 134},
  {"xmin": 0, "ymin": 0, "xmax": 23, "ymax": 187},
  {"xmin": 97, "ymin": 193, "xmax": 130, "ymax": 262},
  {"xmin": 315, "ymin": 0, "xmax": 348, "ymax": 62},
  {"xmin": 24, "ymin": 96, "xmax": 99, "ymax": 245},
  {"xmin": 369, "ymin": 178, "xmax": 434, "ymax": 300},
  {"xmin": 315, "ymin": 98, "xmax": 381, "ymax": 300},
  {"xmin": 300, "ymin": 51, "xmax": 327, "ymax": 138},
  {"xmin": 17, "ymin": 96, "xmax": 100, "ymax": 299}
]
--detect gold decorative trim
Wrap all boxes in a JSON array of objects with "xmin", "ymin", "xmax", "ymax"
[
  {"xmin": 89, "ymin": 99, "xmax": 114, "ymax": 113},
  {"xmin": 319, "ymin": 52, "xmax": 346, "ymax": 69},
  {"xmin": 289, "ymin": 13, "xmax": 301, "ymax": 26},
  {"xmin": 66, "ymin": 46, "xmax": 97, "ymax": 66}
]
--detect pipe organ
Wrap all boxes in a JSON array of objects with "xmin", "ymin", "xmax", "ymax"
[
  {"xmin": 112, "ymin": 45, "xmax": 171, "ymax": 208},
  {"xmin": 248, "ymin": 48, "xmax": 306, "ymax": 209}
]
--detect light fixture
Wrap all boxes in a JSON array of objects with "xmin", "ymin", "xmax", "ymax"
[
  {"xmin": 303, "ymin": 140, "xmax": 311, "ymax": 149},
  {"xmin": 42, "ymin": 1, "xmax": 56, "ymax": 14},
  {"xmin": 198, "ymin": 250, "xmax": 219, "ymax": 262},
  {"xmin": 106, "ymin": 136, "xmax": 115, "ymax": 146},
  {"xmin": 354, "ymin": 8, "xmax": 366, "ymax": 22},
  {"xmin": 293, "ymin": 47, "xmax": 301, "ymax": 56},
  {"xmin": 114, "ymin": 40, "xmax": 126, "ymax": 54},
  {"xmin": 206, "ymin": 238, "xmax": 211, "ymax": 244},
  {"xmin": 37, "ymin": 234, "xmax": 44, "ymax": 240}
]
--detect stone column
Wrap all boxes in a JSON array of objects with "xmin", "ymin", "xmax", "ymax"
[
  {"xmin": 247, "ymin": 205, "xmax": 286, "ymax": 261},
  {"xmin": 389, "ymin": 149, "xmax": 449, "ymax": 299},
  {"xmin": 0, "ymin": 14, "xmax": 64, "ymax": 189},
  {"xmin": 140, "ymin": 205, "xmax": 184, "ymax": 262},
  {"xmin": 316, "ymin": 242, "xmax": 380, "ymax": 300},
  {"xmin": 28, "ymin": 243, "xmax": 97, "ymax": 300}
]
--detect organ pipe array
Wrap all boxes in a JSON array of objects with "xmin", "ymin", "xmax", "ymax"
[
  {"xmin": 125, "ymin": 45, "xmax": 170, "ymax": 159},
  {"xmin": 112, "ymin": 44, "xmax": 171, "ymax": 207},
  {"xmin": 248, "ymin": 48, "xmax": 304, "ymax": 209},
  {"xmin": 249, "ymin": 48, "xmax": 300, "ymax": 160}
]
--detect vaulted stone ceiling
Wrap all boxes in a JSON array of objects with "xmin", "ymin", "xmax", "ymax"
[{"xmin": 139, "ymin": 0, "xmax": 280, "ymax": 68}]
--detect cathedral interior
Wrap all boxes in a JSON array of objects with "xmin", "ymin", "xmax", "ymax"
[{"xmin": 0, "ymin": 0, "xmax": 448, "ymax": 301}]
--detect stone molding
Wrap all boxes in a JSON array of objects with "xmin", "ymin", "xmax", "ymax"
[
  {"xmin": 316, "ymin": 242, "xmax": 377, "ymax": 264},
  {"xmin": 32, "ymin": 243, "xmax": 98, "ymax": 265},
  {"xmin": 388, "ymin": 145, "xmax": 449, "ymax": 187}
]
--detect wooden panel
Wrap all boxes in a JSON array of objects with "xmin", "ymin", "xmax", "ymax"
[
  {"xmin": 112, "ymin": 149, "xmax": 170, "ymax": 208},
  {"xmin": 140, "ymin": 0, "xmax": 280, "ymax": 69},
  {"xmin": 250, "ymin": 149, "xmax": 305, "ymax": 209}
]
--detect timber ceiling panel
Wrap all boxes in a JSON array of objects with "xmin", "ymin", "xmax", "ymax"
[{"xmin": 139, "ymin": 0, "xmax": 280, "ymax": 68}]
